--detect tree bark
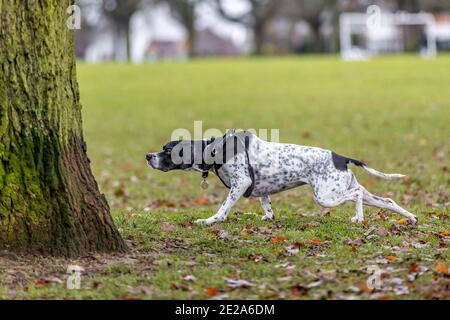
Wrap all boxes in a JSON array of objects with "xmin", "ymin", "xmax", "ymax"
[
  {"xmin": 0, "ymin": 0, "xmax": 127, "ymax": 256},
  {"xmin": 186, "ymin": 22, "xmax": 196, "ymax": 58},
  {"xmin": 124, "ymin": 22, "xmax": 132, "ymax": 62},
  {"xmin": 253, "ymin": 23, "xmax": 265, "ymax": 55}
]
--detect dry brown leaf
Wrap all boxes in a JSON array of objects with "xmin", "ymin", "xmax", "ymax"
[
  {"xmin": 377, "ymin": 226, "xmax": 388, "ymax": 237},
  {"xmin": 305, "ymin": 221, "xmax": 321, "ymax": 228},
  {"xmin": 248, "ymin": 254, "xmax": 264, "ymax": 262},
  {"xmin": 435, "ymin": 262, "xmax": 449, "ymax": 275},
  {"xmin": 308, "ymin": 239, "xmax": 323, "ymax": 245},
  {"xmin": 442, "ymin": 229, "xmax": 450, "ymax": 237},
  {"xmin": 240, "ymin": 228, "xmax": 250, "ymax": 237},
  {"xmin": 195, "ymin": 196, "xmax": 210, "ymax": 206},
  {"xmin": 397, "ymin": 218, "xmax": 408, "ymax": 225},
  {"xmin": 271, "ymin": 235, "xmax": 285, "ymax": 244},
  {"xmin": 161, "ymin": 222, "xmax": 175, "ymax": 232},
  {"xmin": 358, "ymin": 281, "xmax": 373, "ymax": 294},
  {"xmin": 408, "ymin": 263, "xmax": 418, "ymax": 273},
  {"xmin": 205, "ymin": 287, "xmax": 218, "ymax": 297},
  {"xmin": 386, "ymin": 255, "xmax": 397, "ymax": 262},
  {"xmin": 35, "ymin": 276, "xmax": 63, "ymax": 288}
]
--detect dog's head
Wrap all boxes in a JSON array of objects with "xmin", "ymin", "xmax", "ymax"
[
  {"xmin": 146, "ymin": 139, "xmax": 212, "ymax": 172},
  {"xmin": 146, "ymin": 130, "xmax": 253, "ymax": 173}
]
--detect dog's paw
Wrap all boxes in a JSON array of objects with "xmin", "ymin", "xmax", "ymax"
[
  {"xmin": 408, "ymin": 216, "xmax": 418, "ymax": 226},
  {"xmin": 261, "ymin": 215, "xmax": 275, "ymax": 221},
  {"xmin": 351, "ymin": 216, "xmax": 364, "ymax": 223},
  {"xmin": 194, "ymin": 218, "xmax": 215, "ymax": 225}
]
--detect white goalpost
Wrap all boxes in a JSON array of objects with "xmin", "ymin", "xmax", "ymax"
[{"xmin": 340, "ymin": 8, "xmax": 437, "ymax": 60}]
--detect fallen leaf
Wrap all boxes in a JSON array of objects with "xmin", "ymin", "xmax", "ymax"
[
  {"xmin": 248, "ymin": 254, "xmax": 264, "ymax": 262},
  {"xmin": 170, "ymin": 283, "xmax": 191, "ymax": 291},
  {"xmin": 386, "ymin": 255, "xmax": 397, "ymax": 262},
  {"xmin": 224, "ymin": 278, "xmax": 254, "ymax": 288},
  {"xmin": 442, "ymin": 229, "xmax": 450, "ymax": 237},
  {"xmin": 183, "ymin": 275, "xmax": 196, "ymax": 282},
  {"xmin": 308, "ymin": 239, "xmax": 323, "ymax": 245},
  {"xmin": 397, "ymin": 218, "xmax": 408, "ymax": 225},
  {"xmin": 195, "ymin": 196, "xmax": 210, "ymax": 206},
  {"xmin": 217, "ymin": 230, "xmax": 230, "ymax": 240},
  {"xmin": 285, "ymin": 245, "xmax": 299, "ymax": 256},
  {"xmin": 271, "ymin": 235, "xmax": 285, "ymax": 244},
  {"xmin": 205, "ymin": 287, "xmax": 218, "ymax": 297},
  {"xmin": 408, "ymin": 263, "xmax": 418, "ymax": 274},
  {"xmin": 378, "ymin": 210, "xmax": 388, "ymax": 221},
  {"xmin": 35, "ymin": 276, "xmax": 63, "ymax": 288},
  {"xmin": 358, "ymin": 281, "xmax": 373, "ymax": 294},
  {"xmin": 138, "ymin": 286, "xmax": 155, "ymax": 296},
  {"xmin": 305, "ymin": 221, "xmax": 321, "ymax": 228},
  {"xmin": 377, "ymin": 226, "xmax": 388, "ymax": 237},
  {"xmin": 150, "ymin": 199, "xmax": 175, "ymax": 209},
  {"xmin": 240, "ymin": 228, "xmax": 250, "ymax": 237},
  {"xmin": 161, "ymin": 222, "xmax": 175, "ymax": 232},
  {"xmin": 92, "ymin": 281, "xmax": 104, "ymax": 290},
  {"xmin": 290, "ymin": 284, "xmax": 309, "ymax": 297},
  {"xmin": 435, "ymin": 262, "xmax": 449, "ymax": 276}
]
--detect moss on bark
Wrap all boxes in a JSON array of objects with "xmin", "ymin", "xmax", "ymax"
[{"xmin": 0, "ymin": 0, "xmax": 126, "ymax": 256}]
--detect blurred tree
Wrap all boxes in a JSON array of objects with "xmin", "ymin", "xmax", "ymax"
[
  {"xmin": 159, "ymin": 0, "xmax": 204, "ymax": 57},
  {"xmin": 103, "ymin": 0, "xmax": 145, "ymax": 61},
  {"xmin": 386, "ymin": 0, "xmax": 450, "ymax": 12},
  {"xmin": 287, "ymin": 0, "xmax": 368, "ymax": 53},
  {"xmin": 0, "ymin": 0, "xmax": 126, "ymax": 255},
  {"xmin": 290, "ymin": 0, "xmax": 336, "ymax": 53},
  {"xmin": 214, "ymin": 0, "xmax": 283, "ymax": 55}
]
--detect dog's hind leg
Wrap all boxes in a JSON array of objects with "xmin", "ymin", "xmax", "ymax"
[
  {"xmin": 349, "ymin": 187, "xmax": 364, "ymax": 223},
  {"xmin": 324, "ymin": 185, "xmax": 365, "ymax": 223},
  {"xmin": 260, "ymin": 196, "xmax": 275, "ymax": 221},
  {"xmin": 313, "ymin": 180, "xmax": 366, "ymax": 223},
  {"xmin": 362, "ymin": 190, "xmax": 418, "ymax": 224}
]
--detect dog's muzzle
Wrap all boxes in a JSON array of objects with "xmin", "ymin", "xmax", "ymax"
[{"xmin": 146, "ymin": 153, "xmax": 156, "ymax": 168}]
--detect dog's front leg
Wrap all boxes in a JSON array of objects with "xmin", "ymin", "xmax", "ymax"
[{"xmin": 195, "ymin": 177, "xmax": 252, "ymax": 225}]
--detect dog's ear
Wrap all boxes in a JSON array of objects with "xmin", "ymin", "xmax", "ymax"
[{"xmin": 203, "ymin": 137, "xmax": 219, "ymax": 166}]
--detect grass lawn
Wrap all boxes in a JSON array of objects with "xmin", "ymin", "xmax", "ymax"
[{"xmin": 0, "ymin": 55, "xmax": 449, "ymax": 299}]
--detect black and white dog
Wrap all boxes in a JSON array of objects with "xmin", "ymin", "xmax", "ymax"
[{"xmin": 146, "ymin": 130, "xmax": 417, "ymax": 226}]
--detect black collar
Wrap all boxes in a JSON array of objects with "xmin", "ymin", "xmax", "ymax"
[{"xmin": 201, "ymin": 135, "xmax": 255, "ymax": 198}]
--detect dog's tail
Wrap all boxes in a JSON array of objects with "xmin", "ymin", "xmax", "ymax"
[
  {"xmin": 359, "ymin": 164, "xmax": 405, "ymax": 180},
  {"xmin": 332, "ymin": 152, "xmax": 405, "ymax": 180}
]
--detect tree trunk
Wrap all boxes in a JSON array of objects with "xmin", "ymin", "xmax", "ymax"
[
  {"xmin": 309, "ymin": 19, "xmax": 323, "ymax": 53},
  {"xmin": 0, "ymin": 0, "xmax": 127, "ymax": 256},
  {"xmin": 253, "ymin": 23, "xmax": 265, "ymax": 55},
  {"xmin": 187, "ymin": 23, "xmax": 196, "ymax": 58},
  {"xmin": 124, "ymin": 22, "xmax": 132, "ymax": 62}
]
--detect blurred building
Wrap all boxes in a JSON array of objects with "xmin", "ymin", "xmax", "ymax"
[
  {"xmin": 194, "ymin": 28, "xmax": 240, "ymax": 57},
  {"xmin": 339, "ymin": 11, "xmax": 444, "ymax": 60},
  {"xmin": 431, "ymin": 13, "xmax": 450, "ymax": 50},
  {"xmin": 145, "ymin": 40, "xmax": 187, "ymax": 61}
]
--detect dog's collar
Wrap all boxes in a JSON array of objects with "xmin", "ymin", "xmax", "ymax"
[{"xmin": 200, "ymin": 133, "xmax": 255, "ymax": 198}]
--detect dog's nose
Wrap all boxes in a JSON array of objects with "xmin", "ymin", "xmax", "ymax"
[{"xmin": 146, "ymin": 153, "xmax": 153, "ymax": 161}]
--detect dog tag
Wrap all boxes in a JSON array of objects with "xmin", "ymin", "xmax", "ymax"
[{"xmin": 201, "ymin": 179, "xmax": 209, "ymax": 190}]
